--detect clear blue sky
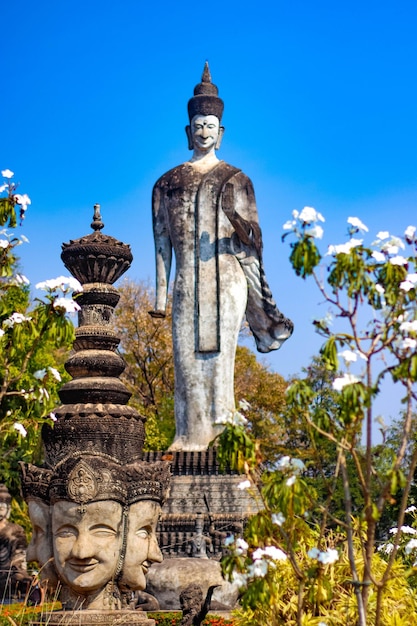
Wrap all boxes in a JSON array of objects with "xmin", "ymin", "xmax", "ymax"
[{"xmin": 2, "ymin": 0, "xmax": 417, "ymax": 421}]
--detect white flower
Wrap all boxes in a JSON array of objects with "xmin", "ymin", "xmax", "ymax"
[
  {"xmin": 0, "ymin": 239, "xmax": 9, "ymax": 249},
  {"xmin": 286, "ymin": 475, "xmax": 296, "ymax": 487},
  {"xmin": 49, "ymin": 412, "xmax": 57, "ymax": 422},
  {"xmin": 398, "ymin": 338, "xmax": 417, "ymax": 351},
  {"xmin": 263, "ymin": 546, "xmax": 287, "ymax": 561},
  {"xmin": 399, "ymin": 320, "xmax": 417, "ymax": 333},
  {"xmin": 238, "ymin": 399, "xmax": 251, "ymax": 411},
  {"xmin": 375, "ymin": 415, "xmax": 387, "ymax": 430},
  {"xmin": 0, "ymin": 183, "xmax": 8, "ymax": 193},
  {"xmin": 292, "ymin": 209, "xmax": 299, "ymax": 219},
  {"xmin": 53, "ymin": 297, "xmax": 81, "ymax": 313},
  {"xmin": 237, "ymin": 480, "xmax": 251, "ymax": 490},
  {"xmin": 389, "ymin": 525, "xmax": 417, "ymax": 535},
  {"xmin": 48, "ymin": 367, "xmax": 61, "ymax": 381},
  {"xmin": 401, "ymin": 273, "xmax": 417, "ymax": 290},
  {"xmin": 277, "ymin": 455, "xmax": 290, "ymax": 469},
  {"xmin": 1, "ymin": 169, "xmax": 14, "ymax": 178},
  {"xmin": 389, "ymin": 255, "xmax": 408, "ymax": 266},
  {"xmin": 372, "ymin": 251, "xmax": 386, "ymax": 263},
  {"xmin": 347, "ymin": 217, "xmax": 368, "ymax": 232},
  {"xmin": 13, "ymin": 422, "xmax": 27, "ymax": 437},
  {"xmin": 33, "ymin": 369, "xmax": 47, "ymax": 380},
  {"xmin": 3, "ymin": 312, "xmax": 31, "ymax": 327},
  {"xmin": 378, "ymin": 542, "xmax": 394, "ymax": 554},
  {"xmin": 299, "ymin": 206, "xmax": 325, "ymax": 224},
  {"xmin": 20, "ymin": 235, "xmax": 29, "ymax": 243},
  {"xmin": 406, "ymin": 506, "xmax": 417, "ymax": 514},
  {"xmin": 375, "ymin": 284, "xmax": 385, "ymax": 295},
  {"xmin": 308, "ymin": 547, "xmax": 320, "ymax": 559},
  {"xmin": 338, "ymin": 349, "xmax": 358, "ymax": 363},
  {"xmin": 248, "ymin": 559, "xmax": 268, "ymax": 578},
  {"xmin": 38, "ymin": 387, "xmax": 50, "ymax": 402},
  {"xmin": 332, "ymin": 373, "xmax": 360, "ymax": 391},
  {"xmin": 327, "ymin": 238, "xmax": 363, "ymax": 255},
  {"xmin": 318, "ymin": 622, "xmax": 328, "ymax": 626},
  {"xmin": 252, "ymin": 548, "xmax": 265, "ymax": 561},
  {"xmin": 381, "ymin": 236, "xmax": 405, "ymax": 254},
  {"xmin": 305, "ymin": 225, "xmax": 324, "ymax": 239},
  {"xmin": 283, "ymin": 219, "xmax": 296, "ymax": 231},
  {"xmin": 318, "ymin": 548, "xmax": 339, "ymax": 564},
  {"xmin": 376, "ymin": 231, "xmax": 390, "ymax": 240},
  {"xmin": 216, "ymin": 409, "xmax": 248, "ymax": 426},
  {"xmin": 405, "ymin": 225, "xmax": 416, "ymax": 240},
  {"xmin": 14, "ymin": 193, "xmax": 31, "ymax": 209},
  {"xmin": 14, "ymin": 274, "xmax": 30, "ymax": 285},
  {"xmin": 0, "ymin": 329, "xmax": 5, "ymax": 338},
  {"xmin": 271, "ymin": 512, "xmax": 285, "ymax": 526},
  {"xmin": 36, "ymin": 276, "xmax": 82, "ymax": 292},
  {"xmin": 236, "ymin": 538, "xmax": 249, "ymax": 553},
  {"xmin": 290, "ymin": 458, "xmax": 306, "ymax": 472},
  {"xmin": 405, "ymin": 539, "xmax": 417, "ymax": 554}
]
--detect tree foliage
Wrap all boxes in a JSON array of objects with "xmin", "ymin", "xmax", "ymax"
[
  {"xmin": 0, "ymin": 170, "xmax": 75, "ymax": 509},
  {"xmin": 218, "ymin": 209, "xmax": 417, "ymax": 626}
]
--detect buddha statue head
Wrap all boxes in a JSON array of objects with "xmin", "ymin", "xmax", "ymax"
[{"xmin": 186, "ymin": 62, "xmax": 225, "ymax": 153}]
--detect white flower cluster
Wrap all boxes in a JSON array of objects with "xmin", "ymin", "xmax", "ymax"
[
  {"xmin": 215, "ymin": 399, "xmax": 250, "ymax": 427},
  {"xmin": 33, "ymin": 366, "xmax": 61, "ymax": 382},
  {"xmin": 36, "ymin": 276, "xmax": 83, "ymax": 292},
  {"xmin": 1, "ymin": 169, "xmax": 31, "ymax": 215},
  {"xmin": 283, "ymin": 207, "xmax": 325, "ymax": 239},
  {"xmin": 392, "ymin": 317, "xmax": 417, "ymax": 354},
  {"xmin": 389, "ymin": 525, "xmax": 417, "ymax": 535},
  {"xmin": 3, "ymin": 312, "xmax": 32, "ymax": 328},
  {"xmin": 308, "ymin": 546, "xmax": 339, "ymax": 565},
  {"xmin": 332, "ymin": 373, "xmax": 360, "ymax": 391}
]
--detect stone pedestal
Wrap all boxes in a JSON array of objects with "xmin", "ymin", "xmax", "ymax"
[{"xmin": 144, "ymin": 450, "xmax": 258, "ymax": 609}]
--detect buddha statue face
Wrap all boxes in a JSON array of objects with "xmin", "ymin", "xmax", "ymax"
[
  {"xmin": 52, "ymin": 500, "xmax": 123, "ymax": 595},
  {"xmin": 188, "ymin": 115, "xmax": 224, "ymax": 154},
  {"xmin": 119, "ymin": 500, "xmax": 162, "ymax": 591}
]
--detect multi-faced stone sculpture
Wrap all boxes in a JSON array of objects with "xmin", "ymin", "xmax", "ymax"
[
  {"xmin": 151, "ymin": 63, "xmax": 293, "ymax": 451},
  {"xmin": 20, "ymin": 208, "xmax": 170, "ymax": 622}
]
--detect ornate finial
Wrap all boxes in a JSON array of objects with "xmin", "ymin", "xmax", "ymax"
[
  {"xmin": 201, "ymin": 61, "xmax": 212, "ymax": 84},
  {"xmin": 188, "ymin": 63, "xmax": 224, "ymax": 122},
  {"xmin": 91, "ymin": 203, "xmax": 104, "ymax": 231}
]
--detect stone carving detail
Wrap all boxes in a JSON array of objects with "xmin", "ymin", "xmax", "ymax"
[
  {"xmin": 20, "ymin": 207, "xmax": 170, "ymax": 625},
  {"xmin": 0, "ymin": 484, "xmax": 33, "ymax": 602},
  {"xmin": 151, "ymin": 63, "xmax": 293, "ymax": 451}
]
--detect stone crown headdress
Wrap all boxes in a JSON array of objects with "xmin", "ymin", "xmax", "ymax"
[
  {"xmin": 20, "ymin": 207, "xmax": 170, "ymax": 509},
  {"xmin": 188, "ymin": 62, "xmax": 224, "ymax": 122}
]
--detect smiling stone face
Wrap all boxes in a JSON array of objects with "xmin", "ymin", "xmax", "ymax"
[
  {"xmin": 52, "ymin": 500, "xmax": 123, "ymax": 594},
  {"xmin": 190, "ymin": 115, "xmax": 220, "ymax": 154},
  {"xmin": 119, "ymin": 500, "xmax": 162, "ymax": 591}
]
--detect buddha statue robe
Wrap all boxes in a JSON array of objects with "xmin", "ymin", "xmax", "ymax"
[{"xmin": 152, "ymin": 160, "xmax": 293, "ymax": 451}]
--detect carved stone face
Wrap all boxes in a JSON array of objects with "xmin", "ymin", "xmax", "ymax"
[
  {"xmin": 52, "ymin": 500, "xmax": 123, "ymax": 594},
  {"xmin": 0, "ymin": 502, "xmax": 11, "ymax": 522},
  {"xmin": 27, "ymin": 499, "xmax": 58, "ymax": 588},
  {"xmin": 191, "ymin": 115, "xmax": 220, "ymax": 153},
  {"xmin": 119, "ymin": 500, "xmax": 162, "ymax": 591}
]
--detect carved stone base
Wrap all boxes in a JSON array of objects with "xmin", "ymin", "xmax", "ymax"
[{"xmin": 30, "ymin": 610, "xmax": 155, "ymax": 626}]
